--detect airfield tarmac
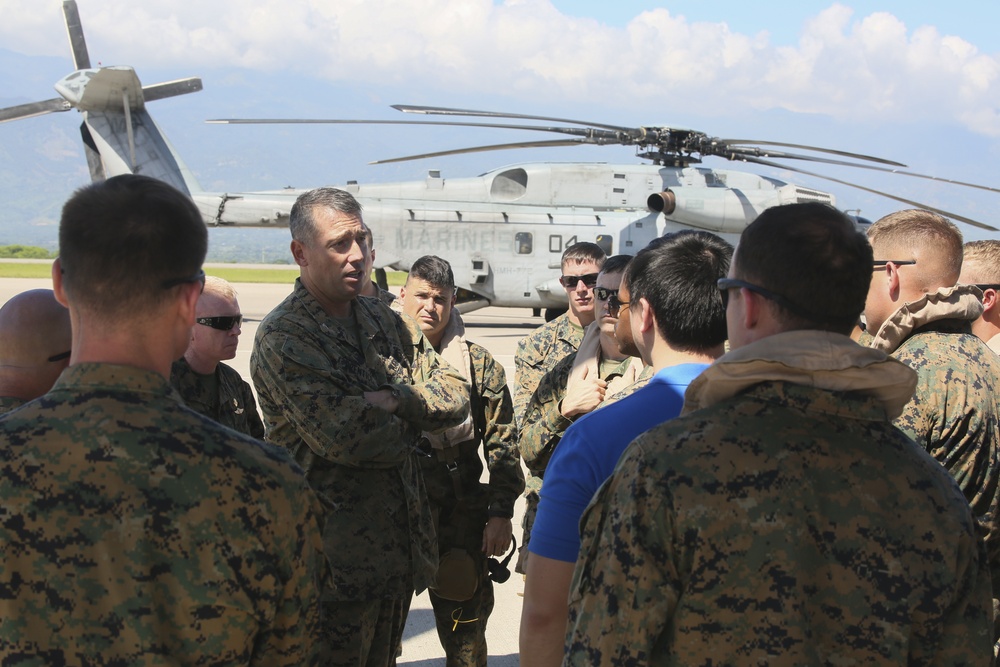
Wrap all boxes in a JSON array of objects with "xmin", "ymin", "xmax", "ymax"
[{"xmin": 0, "ymin": 274, "xmax": 538, "ymax": 666}]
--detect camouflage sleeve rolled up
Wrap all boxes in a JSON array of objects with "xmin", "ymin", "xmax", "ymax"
[
  {"xmin": 470, "ymin": 341, "xmax": 525, "ymax": 518},
  {"xmin": 513, "ymin": 314, "xmax": 583, "ymax": 429},
  {"xmin": 518, "ymin": 352, "xmax": 575, "ymax": 476}
]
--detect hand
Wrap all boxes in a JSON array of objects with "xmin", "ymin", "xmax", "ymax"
[
  {"xmin": 559, "ymin": 365, "xmax": 606, "ymax": 419},
  {"xmin": 482, "ymin": 517, "xmax": 513, "ymax": 556},
  {"xmin": 363, "ymin": 388, "xmax": 399, "ymax": 413}
]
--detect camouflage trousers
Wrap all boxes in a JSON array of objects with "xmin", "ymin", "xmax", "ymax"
[
  {"xmin": 322, "ymin": 597, "xmax": 409, "ymax": 667},
  {"xmin": 429, "ymin": 564, "xmax": 496, "ymax": 667},
  {"xmin": 515, "ymin": 490, "xmax": 539, "ymax": 574}
]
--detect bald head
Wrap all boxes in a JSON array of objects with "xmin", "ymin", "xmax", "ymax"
[{"xmin": 0, "ymin": 289, "xmax": 72, "ymax": 400}]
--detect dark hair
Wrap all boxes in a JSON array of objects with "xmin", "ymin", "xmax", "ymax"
[
  {"xmin": 625, "ymin": 231, "xmax": 732, "ymax": 351},
  {"xmin": 600, "ymin": 254, "xmax": 632, "ymax": 276},
  {"xmin": 562, "ymin": 241, "xmax": 606, "ymax": 271},
  {"xmin": 289, "ymin": 187, "xmax": 363, "ymax": 245},
  {"xmin": 735, "ymin": 202, "xmax": 873, "ymax": 334},
  {"xmin": 59, "ymin": 174, "xmax": 207, "ymax": 320},
  {"xmin": 408, "ymin": 255, "xmax": 455, "ymax": 292}
]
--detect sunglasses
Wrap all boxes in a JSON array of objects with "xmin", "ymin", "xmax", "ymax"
[
  {"xmin": 559, "ymin": 273, "xmax": 599, "ymax": 289},
  {"xmin": 162, "ymin": 268, "xmax": 206, "ymax": 293},
  {"xmin": 47, "ymin": 350, "xmax": 71, "ymax": 363},
  {"xmin": 717, "ymin": 278, "xmax": 805, "ymax": 316},
  {"xmin": 196, "ymin": 314, "xmax": 243, "ymax": 331},
  {"xmin": 607, "ymin": 294, "xmax": 630, "ymax": 317},
  {"xmin": 973, "ymin": 284, "xmax": 1000, "ymax": 291},
  {"xmin": 872, "ymin": 260, "xmax": 916, "ymax": 269},
  {"xmin": 594, "ymin": 287, "xmax": 617, "ymax": 301}
]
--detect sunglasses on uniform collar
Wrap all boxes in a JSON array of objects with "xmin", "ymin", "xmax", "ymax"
[
  {"xmin": 559, "ymin": 273, "xmax": 599, "ymax": 289},
  {"xmin": 196, "ymin": 314, "xmax": 243, "ymax": 331}
]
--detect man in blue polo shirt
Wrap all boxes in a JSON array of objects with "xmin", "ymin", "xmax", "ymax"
[{"xmin": 519, "ymin": 230, "xmax": 732, "ymax": 667}]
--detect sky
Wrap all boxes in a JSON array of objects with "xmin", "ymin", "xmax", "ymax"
[{"xmin": 1, "ymin": 0, "xmax": 998, "ymax": 240}]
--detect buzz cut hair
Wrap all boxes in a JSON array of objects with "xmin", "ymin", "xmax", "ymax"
[
  {"xmin": 599, "ymin": 254, "xmax": 633, "ymax": 277},
  {"xmin": 963, "ymin": 240, "xmax": 1000, "ymax": 283},
  {"xmin": 58, "ymin": 174, "xmax": 207, "ymax": 321},
  {"xmin": 202, "ymin": 276, "xmax": 238, "ymax": 301},
  {"xmin": 289, "ymin": 187, "xmax": 364, "ymax": 245},
  {"xmin": 736, "ymin": 202, "xmax": 872, "ymax": 335},
  {"xmin": 561, "ymin": 242, "xmax": 607, "ymax": 271},
  {"xmin": 867, "ymin": 209, "xmax": 963, "ymax": 278},
  {"xmin": 407, "ymin": 255, "xmax": 455, "ymax": 293}
]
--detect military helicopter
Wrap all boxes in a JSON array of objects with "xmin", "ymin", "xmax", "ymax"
[{"xmin": 3, "ymin": 1, "xmax": 997, "ymax": 318}]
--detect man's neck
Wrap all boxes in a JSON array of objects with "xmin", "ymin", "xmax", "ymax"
[
  {"xmin": 184, "ymin": 350, "xmax": 219, "ymax": 375},
  {"xmin": 599, "ymin": 332, "xmax": 626, "ymax": 362},
  {"xmin": 567, "ymin": 310, "xmax": 594, "ymax": 328},
  {"xmin": 650, "ymin": 342, "xmax": 723, "ymax": 372}
]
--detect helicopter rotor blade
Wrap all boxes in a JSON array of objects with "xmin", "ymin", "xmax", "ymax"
[
  {"xmin": 207, "ymin": 117, "xmax": 626, "ymax": 142},
  {"xmin": 740, "ymin": 155, "xmax": 999, "ymax": 232},
  {"xmin": 62, "ymin": 0, "xmax": 91, "ymax": 70},
  {"xmin": 716, "ymin": 139, "xmax": 905, "ymax": 167},
  {"xmin": 0, "ymin": 98, "xmax": 73, "ymax": 123},
  {"xmin": 370, "ymin": 139, "xmax": 590, "ymax": 165},
  {"xmin": 391, "ymin": 104, "xmax": 633, "ymax": 132}
]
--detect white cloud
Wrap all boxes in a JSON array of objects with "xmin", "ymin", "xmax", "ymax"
[{"xmin": 3, "ymin": 0, "xmax": 998, "ymax": 136}]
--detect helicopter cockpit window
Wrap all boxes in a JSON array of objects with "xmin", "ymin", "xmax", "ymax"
[
  {"xmin": 490, "ymin": 168, "xmax": 529, "ymax": 201},
  {"xmin": 595, "ymin": 234, "xmax": 613, "ymax": 255},
  {"xmin": 515, "ymin": 232, "xmax": 533, "ymax": 255}
]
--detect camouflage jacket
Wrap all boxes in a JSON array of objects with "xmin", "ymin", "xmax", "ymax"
[
  {"xmin": 170, "ymin": 357, "xmax": 265, "ymax": 439},
  {"xmin": 250, "ymin": 279, "xmax": 469, "ymax": 600},
  {"xmin": 867, "ymin": 285, "xmax": 1000, "ymax": 630},
  {"xmin": 420, "ymin": 340, "xmax": 525, "ymax": 552},
  {"xmin": 519, "ymin": 347, "xmax": 649, "ymax": 485},
  {"xmin": 0, "ymin": 395, "xmax": 25, "ymax": 414},
  {"xmin": 513, "ymin": 313, "xmax": 584, "ymax": 428},
  {"xmin": 0, "ymin": 363, "xmax": 326, "ymax": 665},
  {"xmin": 566, "ymin": 332, "xmax": 993, "ymax": 665}
]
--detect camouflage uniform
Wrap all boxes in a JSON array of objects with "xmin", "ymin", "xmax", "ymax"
[
  {"xmin": 566, "ymin": 331, "xmax": 994, "ymax": 665},
  {"xmin": 867, "ymin": 285, "xmax": 1000, "ymax": 640},
  {"xmin": 512, "ymin": 313, "xmax": 584, "ymax": 573},
  {"xmin": 0, "ymin": 363, "xmax": 326, "ymax": 665},
  {"xmin": 513, "ymin": 312, "xmax": 584, "ymax": 428},
  {"xmin": 0, "ymin": 395, "xmax": 24, "ymax": 414},
  {"xmin": 170, "ymin": 357, "xmax": 265, "ymax": 439},
  {"xmin": 517, "ymin": 333, "xmax": 648, "ymax": 572},
  {"xmin": 420, "ymin": 340, "xmax": 525, "ymax": 667},
  {"xmin": 250, "ymin": 279, "xmax": 469, "ymax": 665},
  {"xmin": 367, "ymin": 286, "xmax": 397, "ymax": 307}
]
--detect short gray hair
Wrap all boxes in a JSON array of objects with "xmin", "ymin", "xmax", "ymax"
[{"xmin": 289, "ymin": 187, "xmax": 364, "ymax": 244}]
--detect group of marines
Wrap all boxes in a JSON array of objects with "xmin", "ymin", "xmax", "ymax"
[{"xmin": 1, "ymin": 172, "xmax": 999, "ymax": 666}]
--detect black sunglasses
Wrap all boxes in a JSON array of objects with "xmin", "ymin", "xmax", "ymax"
[
  {"xmin": 594, "ymin": 287, "xmax": 617, "ymax": 301},
  {"xmin": 872, "ymin": 260, "xmax": 916, "ymax": 269},
  {"xmin": 559, "ymin": 273, "xmax": 599, "ymax": 289},
  {"xmin": 717, "ymin": 278, "xmax": 810, "ymax": 317},
  {"xmin": 607, "ymin": 293, "xmax": 630, "ymax": 317},
  {"xmin": 162, "ymin": 268, "xmax": 206, "ymax": 292},
  {"xmin": 47, "ymin": 350, "xmax": 71, "ymax": 363},
  {"xmin": 973, "ymin": 284, "xmax": 1000, "ymax": 291},
  {"xmin": 196, "ymin": 314, "xmax": 243, "ymax": 331}
]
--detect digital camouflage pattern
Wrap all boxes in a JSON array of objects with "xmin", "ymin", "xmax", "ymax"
[
  {"xmin": 567, "ymin": 391, "xmax": 993, "ymax": 665},
  {"xmin": 250, "ymin": 279, "xmax": 469, "ymax": 601},
  {"xmin": 170, "ymin": 357, "xmax": 265, "ymax": 439},
  {"xmin": 0, "ymin": 395, "xmax": 24, "ymax": 414},
  {"xmin": 869, "ymin": 290, "xmax": 1000, "ymax": 641},
  {"xmin": 0, "ymin": 363, "xmax": 326, "ymax": 665},
  {"xmin": 421, "ymin": 340, "xmax": 524, "ymax": 667},
  {"xmin": 566, "ymin": 333, "xmax": 994, "ymax": 665},
  {"xmin": 512, "ymin": 312, "xmax": 584, "ymax": 429},
  {"xmin": 517, "ymin": 350, "xmax": 647, "ymax": 569}
]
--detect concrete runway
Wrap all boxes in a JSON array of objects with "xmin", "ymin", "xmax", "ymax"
[{"xmin": 0, "ymin": 274, "xmax": 542, "ymax": 666}]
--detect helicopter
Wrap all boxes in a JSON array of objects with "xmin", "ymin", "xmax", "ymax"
[{"xmin": 3, "ymin": 1, "xmax": 997, "ymax": 318}]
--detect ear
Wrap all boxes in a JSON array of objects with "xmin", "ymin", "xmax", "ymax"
[
  {"xmin": 52, "ymin": 258, "xmax": 69, "ymax": 307},
  {"xmin": 178, "ymin": 282, "xmax": 201, "ymax": 326},
  {"xmin": 983, "ymin": 288, "xmax": 998, "ymax": 314},
  {"xmin": 291, "ymin": 239, "xmax": 307, "ymax": 267},
  {"xmin": 637, "ymin": 297, "xmax": 655, "ymax": 333},
  {"xmin": 884, "ymin": 264, "xmax": 902, "ymax": 301},
  {"xmin": 398, "ymin": 286, "xmax": 407, "ymax": 301},
  {"xmin": 740, "ymin": 287, "xmax": 762, "ymax": 331}
]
